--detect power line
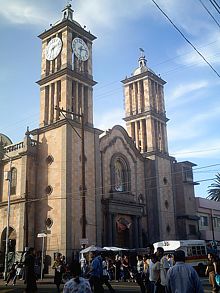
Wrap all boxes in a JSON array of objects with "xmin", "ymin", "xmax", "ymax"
[
  {"xmin": 198, "ymin": 0, "xmax": 220, "ymax": 28},
  {"xmin": 151, "ymin": 0, "xmax": 220, "ymax": 78},
  {"xmin": 6, "ymin": 175, "xmax": 217, "ymax": 207},
  {"xmin": 171, "ymin": 148, "xmax": 220, "ymax": 156},
  {"xmin": 1, "ymin": 151, "xmax": 220, "ymax": 197},
  {"xmin": 209, "ymin": 0, "xmax": 220, "ymax": 14}
]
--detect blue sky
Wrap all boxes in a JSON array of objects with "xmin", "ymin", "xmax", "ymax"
[{"xmin": 0, "ymin": 0, "xmax": 220, "ymax": 197}]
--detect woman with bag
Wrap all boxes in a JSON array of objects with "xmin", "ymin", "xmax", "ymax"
[
  {"xmin": 52, "ymin": 254, "xmax": 65, "ymax": 293},
  {"xmin": 205, "ymin": 253, "xmax": 219, "ymax": 293}
]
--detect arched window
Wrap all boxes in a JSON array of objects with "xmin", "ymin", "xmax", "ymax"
[
  {"xmin": 10, "ymin": 168, "xmax": 17, "ymax": 195},
  {"xmin": 111, "ymin": 155, "xmax": 130, "ymax": 193}
]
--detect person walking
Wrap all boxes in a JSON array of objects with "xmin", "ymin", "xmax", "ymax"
[
  {"xmin": 5, "ymin": 262, "xmax": 17, "ymax": 286},
  {"xmin": 52, "ymin": 254, "xmax": 65, "ymax": 293},
  {"xmin": 148, "ymin": 254, "xmax": 160, "ymax": 293},
  {"xmin": 63, "ymin": 260, "xmax": 92, "ymax": 293},
  {"xmin": 136, "ymin": 255, "xmax": 145, "ymax": 293},
  {"xmin": 155, "ymin": 247, "xmax": 169, "ymax": 293},
  {"xmin": 24, "ymin": 247, "xmax": 38, "ymax": 293},
  {"xmin": 102, "ymin": 255, "xmax": 115, "ymax": 293},
  {"xmin": 166, "ymin": 250, "xmax": 204, "ymax": 293},
  {"xmin": 89, "ymin": 251, "xmax": 104, "ymax": 293},
  {"xmin": 205, "ymin": 253, "xmax": 219, "ymax": 293}
]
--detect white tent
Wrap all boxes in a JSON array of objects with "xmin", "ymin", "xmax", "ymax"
[
  {"xmin": 103, "ymin": 246, "xmax": 127, "ymax": 251},
  {"xmin": 80, "ymin": 245, "xmax": 106, "ymax": 254}
]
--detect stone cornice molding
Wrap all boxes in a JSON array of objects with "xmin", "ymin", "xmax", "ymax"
[
  {"xmin": 123, "ymin": 110, "xmax": 169, "ymax": 123},
  {"xmin": 121, "ymin": 70, "xmax": 166, "ymax": 85},
  {"xmin": 30, "ymin": 118, "xmax": 102, "ymax": 136},
  {"xmin": 37, "ymin": 67, "xmax": 97, "ymax": 87},
  {"xmin": 38, "ymin": 19, "xmax": 96, "ymax": 42}
]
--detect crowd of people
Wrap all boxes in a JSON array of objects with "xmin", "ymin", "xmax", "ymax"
[{"xmin": 3, "ymin": 246, "xmax": 220, "ymax": 292}]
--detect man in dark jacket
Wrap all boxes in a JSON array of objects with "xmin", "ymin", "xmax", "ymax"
[{"xmin": 24, "ymin": 247, "xmax": 38, "ymax": 292}]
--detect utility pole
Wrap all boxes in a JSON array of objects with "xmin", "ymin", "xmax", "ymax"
[
  {"xmin": 55, "ymin": 106, "xmax": 87, "ymax": 242},
  {"xmin": 1, "ymin": 152, "xmax": 12, "ymax": 280}
]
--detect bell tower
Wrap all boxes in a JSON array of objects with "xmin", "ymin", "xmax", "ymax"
[
  {"xmin": 122, "ymin": 50, "xmax": 169, "ymax": 156},
  {"xmin": 37, "ymin": 4, "xmax": 96, "ymax": 127}
]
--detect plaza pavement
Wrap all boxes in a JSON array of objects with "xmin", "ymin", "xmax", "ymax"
[{"xmin": 0, "ymin": 275, "xmax": 212, "ymax": 292}]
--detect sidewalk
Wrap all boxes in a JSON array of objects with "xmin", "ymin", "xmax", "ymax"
[{"xmin": 0, "ymin": 274, "xmax": 54, "ymax": 285}]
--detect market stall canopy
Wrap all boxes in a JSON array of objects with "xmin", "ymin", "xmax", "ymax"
[
  {"xmin": 103, "ymin": 246, "xmax": 128, "ymax": 251},
  {"xmin": 80, "ymin": 245, "xmax": 106, "ymax": 254}
]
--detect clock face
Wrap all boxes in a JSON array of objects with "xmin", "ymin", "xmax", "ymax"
[
  {"xmin": 46, "ymin": 37, "xmax": 62, "ymax": 61},
  {"xmin": 72, "ymin": 37, "xmax": 89, "ymax": 61}
]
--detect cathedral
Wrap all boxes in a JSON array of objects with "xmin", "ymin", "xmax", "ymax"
[{"xmin": 0, "ymin": 4, "xmax": 199, "ymax": 265}]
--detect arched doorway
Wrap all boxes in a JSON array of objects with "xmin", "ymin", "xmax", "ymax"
[
  {"xmin": 116, "ymin": 217, "xmax": 131, "ymax": 248},
  {"xmin": 0, "ymin": 227, "xmax": 16, "ymax": 268}
]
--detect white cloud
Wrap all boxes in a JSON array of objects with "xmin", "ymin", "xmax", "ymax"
[
  {"xmin": 176, "ymin": 31, "xmax": 220, "ymax": 68},
  {"xmin": 0, "ymin": 1, "xmax": 52, "ymax": 25},
  {"xmin": 0, "ymin": 0, "xmax": 149, "ymax": 29},
  {"xmin": 168, "ymin": 104, "xmax": 220, "ymax": 142},
  {"xmin": 170, "ymin": 139, "xmax": 220, "ymax": 159},
  {"xmin": 168, "ymin": 81, "xmax": 208, "ymax": 101},
  {"xmin": 94, "ymin": 108, "xmax": 125, "ymax": 131}
]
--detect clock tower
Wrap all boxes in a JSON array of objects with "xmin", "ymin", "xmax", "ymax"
[
  {"xmin": 37, "ymin": 4, "xmax": 96, "ymax": 127},
  {"xmin": 31, "ymin": 4, "xmax": 102, "ymax": 260}
]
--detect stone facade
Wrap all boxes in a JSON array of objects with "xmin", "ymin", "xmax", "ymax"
[{"xmin": 0, "ymin": 4, "xmax": 199, "ymax": 268}]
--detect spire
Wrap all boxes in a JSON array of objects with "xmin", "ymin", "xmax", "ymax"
[
  {"xmin": 62, "ymin": 1, "xmax": 74, "ymax": 21},
  {"xmin": 138, "ymin": 48, "xmax": 147, "ymax": 68}
]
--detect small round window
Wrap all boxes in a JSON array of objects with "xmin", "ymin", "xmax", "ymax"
[
  {"xmin": 46, "ymin": 155, "xmax": 54, "ymax": 165},
  {"xmin": 45, "ymin": 185, "xmax": 53, "ymax": 195},
  {"xmin": 45, "ymin": 218, "xmax": 53, "ymax": 228}
]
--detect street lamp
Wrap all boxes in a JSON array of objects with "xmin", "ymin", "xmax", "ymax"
[{"xmin": 2, "ymin": 152, "xmax": 12, "ymax": 280}]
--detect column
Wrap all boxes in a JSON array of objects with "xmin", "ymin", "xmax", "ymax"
[
  {"xmin": 87, "ymin": 87, "xmax": 93, "ymax": 125},
  {"xmin": 139, "ymin": 119, "xmax": 143, "ymax": 152},
  {"xmin": 137, "ymin": 81, "xmax": 141, "ymax": 113},
  {"xmin": 55, "ymin": 81, "xmax": 59, "ymax": 121},
  {"xmin": 112, "ymin": 214, "xmax": 117, "ymax": 246},
  {"xmin": 49, "ymin": 83, "xmax": 55, "ymax": 123},
  {"xmin": 163, "ymin": 124, "xmax": 169, "ymax": 153},
  {"xmin": 138, "ymin": 217, "xmax": 143, "ymax": 248},
  {"xmin": 133, "ymin": 216, "xmax": 139, "ymax": 248},
  {"xmin": 108, "ymin": 213, "xmax": 113, "ymax": 246},
  {"xmin": 141, "ymin": 120, "xmax": 147, "ymax": 152},
  {"xmin": 135, "ymin": 82, "xmax": 138, "ymax": 114},
  {"xmin": 75, "ymin": 82, "xmax": 79, "ymax": 117},
  {"xmin": 145, "ymin": 118, "xmax": 155, "ymax": 152},
  {"xmin": 81, "ymin": 85, "xmax": 84, "ymax": 114},
  {"xmin": 135, "ymin": 121, "xmax": 139, "ymax": 150}
]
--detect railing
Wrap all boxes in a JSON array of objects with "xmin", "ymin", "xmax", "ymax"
[
  {"xmin": 4, "ymin": 139, "xmax": 38, "ymax": 154},
  {"xmin": 5, "ymin": 142, "xmax": 24, "ymax": 153}
]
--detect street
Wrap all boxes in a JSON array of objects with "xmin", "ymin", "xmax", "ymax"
[{"xmin": 0, "ymin": 277, "xmax": 212, "ymax": 293}]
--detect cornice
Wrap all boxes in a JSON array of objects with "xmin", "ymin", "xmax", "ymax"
[
  {"xmin": 121, "ymin": 70, "xmax": 166, "ymax": 85},
  {"xmin": 30, "ymin": 118, "xmax": 101, "ymax": 136},
  {"xmin": 36, "ymin": 67, "xmax": 97, "ymax": 87},
  {"xmin": 123, "ymin": 110, "xmax": 169, "ymax": 123},
  {"xmin": 38, "ymin": 19, "xmax": 96, "ymax": 41},
  {"xmin": 143, "ymin": 151, "xmax": 175, "ymax": 161}
]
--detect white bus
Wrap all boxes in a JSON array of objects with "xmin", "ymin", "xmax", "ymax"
[{"xmin": 153, "ymin": 240, "xmax": 207, "ymax": 275}]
